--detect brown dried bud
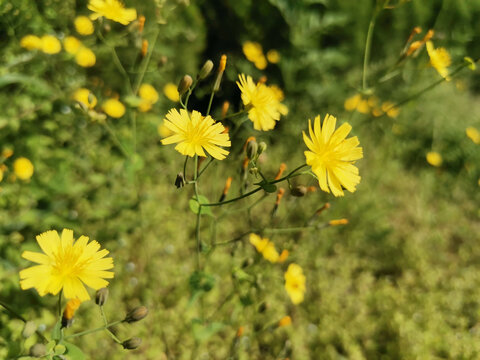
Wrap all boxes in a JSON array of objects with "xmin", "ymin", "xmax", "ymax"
[
  {"xmin": 290, "ymin": 185, "xmax": 307, "ymax": 197},
  {"xmin": 122, "ymin": 337, "xmax": 142, "ymax": 350},
  {"xmin": 96, "ymin": 287, "xmax": 109, "ymax": 306},
  {"xmin": 198, "ymin": 60, "xmax": 214, "ymax": 80},
  {"xmin": 124, "ymin": 306, "xmax": 149, "ymax": 323},
  {"xmin": 29, "ymin": 343, "xmax": 46, "ymax": 357},
  {"xmin": 175, "ymin": 173, "xmax": 186, "ymax": 188},
  {"xmin": 177, "ymin": 75, "xmax": 193, "ymax": 96}
]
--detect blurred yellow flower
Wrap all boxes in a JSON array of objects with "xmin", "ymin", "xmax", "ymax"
[
  {"xmin": 157, "ymin": 123, "xmax": 173, "ymax": 138},
  {"xmin": 466, "ymin": 127, "xmax": 480, "ymax": 144},
  {"xmin": 64, "ymin": 36, "xmax": 82, "ymax": 54},
  {"xmin": 356, "ymin": 99, "xmax": 370, "ymax": 114},
  {"xmin": 303, "ymin": 114, "xmax": 363, "ymax": 197},
  {"xmin": 20, "ymin": 35, "xmax": 42, "ymax": 50},
  {"xmin": 266, "ymin": 49, "xmax": 280, "ymax": 64},
  {"xmin": 103, "ymin": 98, "xmax": 126, "ymax": 118},
  {"xmin": 278, "ymin": 315, "xmax": 292, "ymax": 327},
  {"xmin": 139, "ymin": 84, "xmax": 159, "ymax": 103},
  {"xmin": 73, "ymin": 88, "xmax": 97, "ymax": 109},
  {"xmin": 74, "ymin": 16, "xmax": 94, "ymax": 35},
  {"xmin": 426, "ymin": 41, "xmax": 451, "ymax": 80},
  {"xmin": 344, "ymin": 94, "xmax": 362, "ymax": 112},
  {"xmin": 75, "ymin": 47, "xmax": 96, "ymax": 67},
  {"xmin": 426, "ymin": 151, "xmax": 442, "ymax": 167},
  {"xmin": 163, "ymin": 83, "xmax": 180, "ymax": 102},
  {"xmin": 88, "ymin": 0, "xmax": 137, "ymax": 25},
  {"xmin": 381, "ymin": 101, "xmax": 400, "ymax": 118},
  {"xmin": 19, "ymin": 229, "xmax": 114, "ymax": 301},
  {"xmin": 40, "ymin": 35, "xmax": 61, "ymax": 54},
  {"xmin": 249, "ymin": 233, "xmax": 279, "ymax": 263},
  {"xmin": 243, "ymin": 41, "xmax": 267, "ymax": 70},
  {"xmin": 278, "ymin": 249, "xmax": 289, "ymax": 263},
  {"xmin": 138, "ymin": 101, "xmax": 152, "ymax": 112},
  {"xmin": 161, "ymin": 109, "xmax": 231, "ymax": 160},
  {"xmin": 284, "ymin": 264, "xmax": 306, "ymax": 305},
  {"xmin": 0, "ymin": 169, "xmax": 3, "ymax": 182},
  {"xmin": 13, "ymin": 157, "xmax": 34, "ymax": 180},
  {"xmin": 237, "ymin": 74, "xmax": 287, "ymax": 131}
]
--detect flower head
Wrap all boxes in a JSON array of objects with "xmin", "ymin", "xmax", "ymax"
[
  {"xmin": 75, "ymin": 47, "xmax": 96, "ymax": 67},
  {"xmin": 284, "ymin": 264, "xmax": 306, "ymax": 304},
  {"xmin": 242, "ymin": 41, "xmax": 267, "ymax": 70},
  {"xmin": 88, "ymin": 0, "xmax": 137, "ymax": 25},
  {"xmin": 20, "ymin": 35, "xmax": 42, "ymax": 50},
  {"xmin": 19, "ymin": 229, "xmax": 114, "ymax": 301},
  {"xmin": 161, "ymin": 109, "xmax": 231, "ymax": 160},
  {"xmin": 64, "ymin": 36, "xmax": 82, "ymax": 54},
  {"xmin": 466, "ymin": 127, "xmax": 480, "ymax": 144},
  {"xmin": 426, "ymin": 41, "xmax": 451, "ymax": 80},
  {"xmin": 138, "ymin": 84, "xmax": 159, "ymax": 112},
  {"xmin": 163, "ymin": 83, "xmax": 179, "ymax": 102},
  {"xmin": 249, "ymin": 233, "xmax": 279, "ymax": 263},
  {"xmin": 73, "ymin": 88, "xmax": 97, "ymax": 109},
  {"xmin": 74, "ymin": 16, "xmax": 94, "ymax": 35},
  {"xmin": 237, "ymin": 74, "xmax": 287, "ymax": 131},
  {"xmin": 40, "ymin": 35, "xmax": 61, "ymax": 54},
  {"xmin": 303, "ymin": 114, "xmax": 363, "ymax": 197},
  {"xmin": 103, "ymin": 98, "xmax": 125, "ymax": 118},
  {"xmin": 14, "ymin": 157, "xmax": 34, "ymax": 180},
  {"xmin": 426, "ymin": 151, "xmax": 442, "ymax": 167}
]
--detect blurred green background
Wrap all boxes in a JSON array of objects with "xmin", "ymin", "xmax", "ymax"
[{"xmin": 1, "ymin": 0, "xmax": 480, "ymax": 359}]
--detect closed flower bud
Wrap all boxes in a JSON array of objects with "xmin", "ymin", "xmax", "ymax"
[
  {"xmin": 29, "ymin": 343, "xmax": 46, "ymax": 357},
  {"xmin": 62, "ymin": 299, "xmax": 81, "ymax": 328},
  {"xmin": 175, "ymin": 173, "xmax": 186, "ymax": 188},
  {"xmin": 258, "ymin": 302, "xmax": 268, "ymax": 313},
  {"xmin": 124, "ymin": 306, "xmax": 148, "ymax": 323},
  {"xmin": 257, "ymin": 142, "xmax": 267, "ymax": 155},
  {"xmin": 246, "ymin": 139, "xmax": 258, "ymax": 160},
  {"xmin": 96, "ymin": 287, "xmax": 109, "ymax": 306},
  {"xmin": 177, "ymin": 75, "xmax": 193, "ymax": 96},
  {"xmin": 122, "ymin": 337, "xmax": 142, "ymax": 350},
  {"xmin": 198, "ymin": 60, "xmax": 214, "ymax": 80},
  {"xmin": 22, "ymin": 321, "xmax": 37, "ymax": 338},
  {"xmin": 278, "ymin": 315, "xmax": 292, "ymax": 327},
  {"xmin": 290, "ymin": 185, "xmax": 307, "ymax": 197}
]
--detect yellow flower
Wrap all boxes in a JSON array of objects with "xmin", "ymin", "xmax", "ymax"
[
  {"xmin": 278, "ymin": 315, "xmax": 292, "ymax": 327},
  {"xmin": 466, "ymin": 127, "xmax": 480, "ymax": 144},
  {"xmin": 20, "ymin": 35, "xmax": 42, "ymax": 50},
  {"xmin": 103, "ymin": 98, "xmax": 126, "ymax": 118},
  {"xmin": 356, "ymin": 99, "xmax": 370, "ymax": 114},
  {"xmin": 426, "ymin": 151, "xmax": 442, "ymax": 167},
  {"xmin": 19, "ymin": 229, "xmax": 114, "ymax": 301},
  {"xmin": 249, "ymin": 233, "xmax": 279, "ymax": 263},
  {"xmin": 381, "ymin": 101, "xmax": 400, "ymax": 118},
  {"xmin": 242, "ymin": 41, "xmax": 267, "ymax": 70},
  {"xmin": 88, "ymin": 0, "xmax": 137, "ymax": 25},
  {"xmin": 284, "ymin": 264, "xmax": 306, "ymax": 305},
  {"xmin": 161, "ymin": 109, "xmax": 231, "ymax": 160},
  {"xmin": 0, "ymin": 169, "xmax": 3, "ymax": 182},
  {"xmin": 13, "ymin": 157, "xmax": 34, "ymax": 180},
  {"xmin": 40, "ymin": 35, "xmax": 61, "ymax": 54},
  {"xmin": 74, "ymin": 16, "xmax": 94, "ymax": 35},
  {"xmin": 266, "ymin": 49, "xmax": 280, "ymax": 64},
  {"xmin": 64, "ymin": 36, "xmax": 82, "ymax": 54},
  {"xmin": 138, "ymin": 101, "xmax": 152, "ymax": 112},
  {"xmin": 163, "ymin": 83, "xmax": 180, "ymax": 102},
  {"xmin": 138, "ymin": 83, "xmax": 159, "ymax": 111},
  {"xmin": 237, "ymin": 74, "xmax": 287, "ymax": 131},
  {"xmin": 303, "ymin": 114, "xmax": 363, "ymax": 197},
  {"xmin": 157, "ymin": 123, "xmax": 173, "ymax": 138},
  {"xmin": 73, "ymin": 88, "xmax": 97, "ymax": 109},
  {"xmin": 75, "ymin": 47, "xmax": 96, "ymax": 67},
  {"xmin": 426, "ymin": 41, "xmax": 451, "ymax": 80},
  {"xmin": 344, "ymin": 94, "xmax": 361, "ymax": 112}
]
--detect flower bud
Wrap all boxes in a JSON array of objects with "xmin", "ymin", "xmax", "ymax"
[
  {"xmin": 177, "ymin": 75, "xmax": 193, "ymax": 96},
  {"xmin": 329, "ymin": 218, "xmax": 349, "ymax": 226},
  {"xmin": 96, "ymin": 287, "xmax": 109, "ymax": 306},
  {"xmin": 278, "ymin": 315, "xmax": 292, "ymax": 327},
  {"xmin": 22, "ymin": 321, "xmax": 37, "ymax": 339},
  {"xmin": 257, "ymin": 142, "xmax": 267, "ymax": 155},
  {"xmin": 29, "ymin": 343, "xmax": 46, "ymax": 357},
  {"xmin": 175, "ymin": 173, "xmax": 186, "ymax": 188},
  {"xmin": 246, "ymin": 139, "xmax": 258, "ymax": 160},
  {"xmin": 124, "ymin": 306, "xmax": 149, "ymax": 323},
  {"xmin": 122, "ymin": 337, "xmax": 142, "ymax": 350},
  {"xmin": 198, "ymin": 60, "xmax": 214, "ymax": 80},
  {"xmin": 62, "ymin": 298, "xmax": 81, "ymax": 328},
  {"xmin": 213, "ymin": 54, "xmax": 227, "ymax": 92},
  {"xmin": 290, "ymin": 185, "xmax": 307, "ymax": 197},
  {"xmin": 258, "ymin": 302, "xmax": 268, "ymax": 313}
]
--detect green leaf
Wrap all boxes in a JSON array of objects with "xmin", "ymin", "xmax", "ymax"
[
  {"xmin": 189, "ymin": 195, "xmax": 213, "ymax": 216},
  {"xmin": 54, "ymin": 344, "xmax": 66, "ymax": 355},
  {"xmin": 51, "ymin": 322, "xmax": 61, "ymax": 341},
  {"xmin": 259, "ymin": 182, "xmax": 277, "ymax": 193},
  {"xmin": 64, "ymin": 341, "xmax": 86, "ymax": 360}
]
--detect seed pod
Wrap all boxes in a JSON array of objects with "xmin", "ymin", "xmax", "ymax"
[
  {"xmin": 122, "ymin": 337, "xmax": 142, "ymax": 350},
  {"xmin": 177, "ymin": 75, "xmax": 193, "ymax": 96},
  {"xmin": 198, "ymin": 60, "xmax": 214, "ymax": 80},
  {"xmin": 124, "ymin": 306, "xmax": 149, "ymax": 323},
  {"xmin": 175, "ymin": 173, "xmax": 186, "ymax": 188},
  {"xmin": 290, "ymin": 185, "xmax": 307, "ymax": 197},
  {"xmin": 29, "ymin": 343, "xmax": 46, "ymax": 357},
  {"xmin": 96, "ymin": 287, "xmax": 109, "ymax": 306}
]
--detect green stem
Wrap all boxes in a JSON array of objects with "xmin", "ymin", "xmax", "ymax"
[
  {"xmin": 362, "ymin": 11, "xmax": 378, "ymax": 90},
  {"xmin": 64, "ymin": 320, "xmax": 124, "ymax": 340},
  {"xmin": 102, "ymin": 122, "xmax": 131, "ymax": 158},
  {"xmin": 57, "ymin": 291, "xmax": 62, "ymax": 318},
  {"xmin": 193, "ymin": 155, "xmax": 201, "ymax": 270},
  {"xmin": 222, "ymin": 109, "xmax": 247, "ymax": 120},
  {"xmin": 206, "ymin": 90, "xmax": 215, "ymax": 116},
  {"xmin": 100, "ymin": 306, "xmax": 122, "ymax": 344},
  {"xmin": 0, "ymin": 299, "xmax": 48, "ymax": 343},
  {"xmin": 184, "ymin": 79, "xmax": 198, "ymax": 110},
  {"xmin": 197, "ymin": 157, "xmax": 214, "ymax": 179},
  {"xmin": 134, "ymin": 28, "xmax": 160, "ymax": 94},
  {"xmin": 183, "ymin": 156, "xmax": 189, "ymax": 179}
]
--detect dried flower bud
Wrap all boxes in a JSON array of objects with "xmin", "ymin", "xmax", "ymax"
[
  {"xmin": 236, "ymin": 326, "xmax": 244, "ymax": 337},
  {"xmin": 246, "ymin": 139, "xmax": 258, "ymax": 160},
  {"xmin": 124, "ymin": 306, "xmax": 149, "ymax": 323},
  {"xmin": 198, "ymin": 60, "xmax": 214, "ymax": 80},
  {"xmin": 96, "ymin": 287, "xmax": 109, "ymax": 306},
  {"xmin": 175, "ymin": 173, "xmax": 186, "ymax": 188},
  {"xmin": 329, "ymin": 218, "xmax": 349, "ymax": 226},
  {"xmin": 138, "ymin": 15, "xmax": 145, "ymax": 33},
  {"xmin": 29, "ymin": 343, "xmax": 47, "ymax": 357},
  {"xmin": 278, "ymin": 249, "xmax": 289, "ymax": 263},
  {"xmin": 221, "ymin": 101, "xmax": 230, "ymax": 118},
  {"xmin": 177, "ymin": 75, "xmax": 193, "ymax": 96},
  {"xmin": 122, "ymin": 337, "xmax": 142, "ymax": 350},
  {"xmin": 141, "ymin": 39, "xmax": 148, "ymax": 57},
  {"xmin": 257, "ymin": 142, "xmax": 267, "ymax": 155},
  {"xmin": 62, "ymin": 298, "xmax": 81, "ymax": 328},
  {"xmin": 290, "ymin": 185, "xmax": 307, "ymax": 197},
  {"xmin": 22, "ymin": 321, "xmax": 37, "ymax": 338}
]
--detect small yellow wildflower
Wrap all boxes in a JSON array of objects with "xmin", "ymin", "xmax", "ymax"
[
  {"xmin": 73, "ymin": 88, "xmax": 97, "ymax": 109},
  {"xmin": 0, "ymin": 169, "xmax": 3, "ymax": 182},
  {"xmin": 329, "ymin": 218, "xmax": 349, "ymax": 226},
  {"xmin": 278, "ymin": 316, "xmax": 292, "ymax": 327},
  {"xmin": 243, "ymin": 41, "xmax": 267, "ymax": 70},
  {"xmin": 303, "ymin": 114, "xmax": 363, "ymax": 197},
  {"xmin": 381, "ymin": 101, "xmax": 400, "ymax": 118},
  {"xmin": 163, "ymin": 83, "xmax": 180, "ymax": 102},
  {"xmin": 237, "ymin": 74, "xmax": 287, "ymax": 131},
  {"xmin": 19, "ymin": 229, "xmax": 114, "ymax": 301},
  {"xmin": 249, "ymin": 233, "xmax": 279, "ymax": 263},
  {"xmin": 426, "ymin": 41, "xmax": 451, "ymax": 80},
  {"xmin": 40, "ymin": 35, "xmax": 61, "ymax": 54},
  {"xmin": 157, "ymin": 123, "xmax": 172, "ymax": 138},
  {"xmin": 138, "ymin": 83, "xmax": 159, "ymax": 112},
  {"xmin": 74, "ymin": 16, "xmax": 95, "ymax": 35},
  {"xmin": 13, "ymin": 157, "xmax": 34, "ymax": 180},
  {"xmin": 466, "ymin": 127, "xmax": 480, "ymax": 144},
  {"xmin": 64, "ymin": 36, "xmax": 82, "ymax": 54},
  {"xmin": 356, "ymin": 99, "xmax": 370, "ymax": 114},
  {"xmin": 88, "ymin": 0, "xmax": 137, "ymax": 25},
  {"xmin": 464, "ymin": 57, "xmax": 476, "ymax": 71},
  {"xmin": 344, "ymin": 94, "xmax": 362, "ymax": 112},
  {"xmin": 426, "ymin": 151, "xmax": 442, "ymax": 167},
  {"xmin": 20, "ymin": 35, "xmax": 42, "ymax": 50},
  {"xmin": 103, "ymin": 98, "xmax": 126, "ymax": 118},
  {"xmin": 2, "ymin": 148, "xmax": 13, "ymax": 159},
  {"xmin": 75, "ymin": 47, "xmax": 96, "ymax": 67},
  {"xmin": 266, "ymin": 49, "xmax": 280, "ymax": 64},
  {"xmin": 284, "ymin": 264, "xmax": 306, "ymax": 305},
  {"xmin": 161, "ymin": 109, "xmax": 231, "ymax": 160}
]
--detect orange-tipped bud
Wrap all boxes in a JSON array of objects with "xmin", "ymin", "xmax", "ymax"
[
  {"xmin": 278, "ymin": 315, "xmax": 292, "ymax": 327},
  {"xmin": 138, "ymin": 15, "xmax": 145, "ymax": 33},
  {"xmin": 141, "ymin": 39, "xmax": 148, "ymax": 57},
  {"xmin": 258, "ymin": 75, "xmax": 267, "ymax": 84},
  {"xmin": 275, "ymin": 188, "xmax": 285, "ymax": 206},
  {"xmin": 406, "ymin": 40, "xmax": 423, "ymax": 56},
  {"xmin": 405, "ymin": 26, "xmax": 422, "ymax": 45},
  {"xmin": 243, "ymin": 136, "xmax": 257, "ymax": 152},
  {"xmin": 422, "ymin": 29, "xmax": 434, "ymax": 42},
  {"xmin": 223, "ymin": 177, "xmax": 232, "ymax": 195},
  {"xmin": 242, "ymin": 157, "xmax": 249, "ymax": 170},
  {"xmin": 62, "ymin": 299, "xmax": 81, "ymax": 328},
  {"xmin": 329, "ymin": 218, "xmax": 349, "ymax": 226},
  {"xmin": 274, "ymin": 163, "xmax": 287, "ymax": 180},
  {"xmin": 236, "ymin": 326, "xmax": 244, "ymax": 337},
  {"xmin": 317, "ymin": 203, "xmax": 330, "ymax": 214},
  {"xmin": 221, "ymin": 101, "xmax": 230, "ymax": 118},
  {"xmin": 218, "ymin": 54, "xmax": 227, "ymax": 73},
  {"xmin": 278, "ymin": 249, "xmax": 289, "ymax": 263}
]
